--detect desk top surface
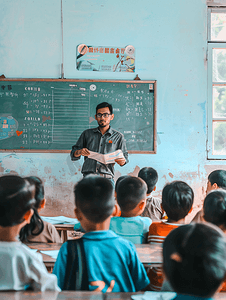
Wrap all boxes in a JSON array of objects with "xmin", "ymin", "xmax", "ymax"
[
  {"xmin": 26, "ymin": 242, "xmax": 162, "ymax": 264},
  {"xmin": 1, "ymin": 291, "xmax": 226, "ymax": 300}
]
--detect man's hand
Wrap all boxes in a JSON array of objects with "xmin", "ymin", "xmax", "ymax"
[
  {"xmin": 74, "ymin": 148, "xmax": 90, "ymax": 157},
  {"xmin": 115, "ymin": 157, "xmax": 126, "ymax": 166}
]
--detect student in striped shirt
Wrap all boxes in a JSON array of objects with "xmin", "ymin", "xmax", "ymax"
[{"xmin": 147, "ymin": 181, "xmax": 194, "ymax": 290}]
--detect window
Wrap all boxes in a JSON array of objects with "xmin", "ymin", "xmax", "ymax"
[{"xmin": 208, "ymin": 7, "xmax": 226, "ymax": 158}]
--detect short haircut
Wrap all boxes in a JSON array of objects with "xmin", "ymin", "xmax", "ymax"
[
  {"xmin": 204, "ymin": 189, "xmax": 226, "ymax": 228},
  {"xmin": 74, "ymin": 176, "xmax": 114, "ymax": 223},
  {"xmin": 138, "ymin": 167, "xmax": 158, "ymax": 194},
  {"xmin": 208, "ymin": 170, "xmax": 226, "ymax": 189},
  {"xmin": 117, "ymin": 176, "xmax": 147, "ymax": 212},
  {"xmin": 0, "ymin": 175, "xmax": 35, "ymax": 227},
  {"xmin": 162, "ymin": 181, "xmax": 194, "ymax": 221},
  {"xmin": 163, "ymin": 223, "xmax": 226, "ymax": 297},
  {"xmin": 115, "ymin": 175, "xmax": 130, "ymax": 194},
  {"xmin": 96, "ymin": 102, "xmax": 113, "ymax": 114}
]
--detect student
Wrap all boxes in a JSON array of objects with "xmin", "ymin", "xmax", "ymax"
[
  {"xmin": 138, "ymin": 167, "xmax": 164, "ymax": 221},
  {"xmin": 53, "ymin": 176, "xmax": 149, "ymax": 292},
  {"xmin": 203, "ymin": 189, "xmax": 226, "ymax": 230},
  {"xmin": 113, "ymin": 175, "xmax": 131, "ymax": 217},
  {"xmin": 147, "ymin": 181, "xmax": 194, "ymax": 290},
  {"xmin": 110, "ymin": 176, "xmax": 152, "ymax": 244},
  {"xmin": 20, "ymin": 176, "xmax": 61, "ymax": 243},
  {"xmin": 163, "ymin": 223, "xmax": 226, "ymax": 299},
  {"xmin": 203, "ymin": 189, "xmax": 226, "ymax": 292},
  {"xmin": 192, "ymin": 169, "xmax": 226, "ymax": 223},
  {"xmin": 0, "ymin": 175, "xmax": 60, "ymax": 291}
]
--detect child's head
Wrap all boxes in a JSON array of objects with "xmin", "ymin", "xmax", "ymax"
[
  {"xmin": 115, "ymin": 175, "xmax": 130, "ymax": 195},
  {"xmin": 163, "ymin": 223, "xmax": 226, "ymax": 297},
  {"xmin": 19, "ymin": 176, "xmax": 45, "ymax": 242},
  {"xmin": 116, "ymin": 176, "xmax": 147, "ymax": 215},
  {"xmin": 162, "ymin": 181, "xmax": 194, "ymax": 221},
  {"xmin": 138, "ymin": 167, "xmax": 158, "ymax": 195},
  {"xmin": 0, "ymin": 175, "xmax": 35, "ymax": 227},
  {"xmin": 203, "ymin": 189, "xmax": 226, "ymax": 231},
  {"xmin": 25, "ymin": 176, "xmax": 45, "ymax": 210},
  {"xmin": 207, "ymin": 170, "xmax": 226, "ymax": 194},
  {"xmin": 74, "ymin": 175, "xmax": 114, "ymax": 224}
]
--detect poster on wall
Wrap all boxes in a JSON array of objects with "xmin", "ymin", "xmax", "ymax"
[{"xmin": 76, "ymin": 44, "xmax": 135, "ymax": 72}]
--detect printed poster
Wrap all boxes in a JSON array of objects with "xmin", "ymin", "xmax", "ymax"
[{"xmin": 76, "ymin": 44, "xmax": 135, "ymax": 72}]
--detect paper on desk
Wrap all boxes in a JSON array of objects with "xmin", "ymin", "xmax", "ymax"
[
  {"xmin": 88, "ymin": 149, "xmax": 124, "ymax": 164},
  {"xmin": 29, "ymin": 249, "xmax": 38, "ymax": 253},
  {"xmin": 41, "ymin": 216, "xmax": 80, "ymax": 225},
  {"xmin": 131, "ymin": 292, "xmax": 176, "ymax": 300},
  {"xmin": 40, "ymin": 250, "xmax": 60, "ymax": 260}
]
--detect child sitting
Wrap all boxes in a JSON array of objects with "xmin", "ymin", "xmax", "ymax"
[
  {"xmin": 203, "ymin": 189, "xmax": 226, "ymax": 292},
  {"xmin": 147, "ymin": 181, "xmax": 194, "ymax": 290},
  {"xmin": 20, "ymin": 176, "xmax": 61, "ymax": 243},
  {"xmin": 109, "ymin": 176, "xmax": 152, "ymax": 244},
  {"xmin": 163, "ymin": 223, "xmax": 226, "ymax": 299},
  {"xmin": 192, "ymin": 169, "xmax": 226, "ymax": 223},
  {"xmin": 53, "ymin": 175, "xmax": 149, "ymax": 292},
  {"xmin": 0, "ymin": 175, "xmax": 60, "ymax": 291},
  {"xmin": 138, "ymin": 167, "xmax": 164, "ymax": 221}
]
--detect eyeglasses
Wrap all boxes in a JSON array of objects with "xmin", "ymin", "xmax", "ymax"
[{"xmin": 96, "ymin": 113, "xmax": 111, "ymax": 118}]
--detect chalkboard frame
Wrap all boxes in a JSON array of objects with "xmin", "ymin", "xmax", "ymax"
[{"xmin": 0, "ymin": 78, "xmax": 157, "ymax": 154}]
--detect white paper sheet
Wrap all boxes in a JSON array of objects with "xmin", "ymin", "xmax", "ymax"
[
  {"xmin": 88, "ymin": 149, "xmax": 124, "ymax": 164},
  {"xmin": 131, "ymin": 291, "xmax": 176, "ymax": 300},
  {"xmin": 40, "ymin": 250, "xmax": 60, "ymax": 260}
]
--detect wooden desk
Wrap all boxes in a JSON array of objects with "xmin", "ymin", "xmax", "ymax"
[
  {"xmin": 26, "ymin": 243, "xmax": 162, "ymax": 272},
  {"xmin": 1, "ymin": 291, "xmax": 226, "ymax": 300},
  {"xmin": 54, "ymin": 224, "xmax": 76, "ymax": 243},
  {"xmin": 135, "ymin": 244, "xmax": 162, "ymax": 267}
]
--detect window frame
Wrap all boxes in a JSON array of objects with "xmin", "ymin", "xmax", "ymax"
[{"xmin": 207, "ymin": 7, "xmax": 226, "ymax": 159}]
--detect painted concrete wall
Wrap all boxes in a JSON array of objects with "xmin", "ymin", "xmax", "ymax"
[{"xmin": 0, "ymin": 0, "xmax": 222, "ymax": 218}]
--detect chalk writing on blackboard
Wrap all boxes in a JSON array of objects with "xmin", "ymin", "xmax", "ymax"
[{"xmin": 0, "ymin": 80, "xmax": 156, "ymax": 153}]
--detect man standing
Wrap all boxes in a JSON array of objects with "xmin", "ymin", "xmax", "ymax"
[{"xmin": 71, "ymin": 102, "xmax": 128, "ymax": 180}]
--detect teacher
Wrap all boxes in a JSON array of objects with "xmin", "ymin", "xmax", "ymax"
[{"xmin": 70, "ymin": 102, "xmax": 129, "ymax": 180}]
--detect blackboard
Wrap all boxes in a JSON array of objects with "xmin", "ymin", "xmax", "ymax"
[{"xmin": 0, "ymin": 79, "xmax": 157, "ymax": 153}]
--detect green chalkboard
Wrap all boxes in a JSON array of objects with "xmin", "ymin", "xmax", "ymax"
[{"xmin": 0, "ymin": 79, "xmax": 157, "ymax": 153}]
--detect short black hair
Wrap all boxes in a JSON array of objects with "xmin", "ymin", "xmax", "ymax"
[
  {"xmin": 162, "ymin": 181, "xmax": 194, "ymax": 221},
  {"xmin": 0, "ymin": 175, "xmax": 35, "ymax": 227},
  {"xmin": 204, "ymin": 189, "xmax": 226, "ymax": 228},
  {"xmin": 96, "ymin": 102, "xmax": 113, "ymax": 114},
  {"xmin": 117, "ymin": 176, "xmax": 147, "ymax": 212},
  {"xmin": 115, "ymin": 175, "xmax": 130, "ymax": 194},
  {"xmin": 208, "ymin": 170, "xmax": 226, "ymax": 189},
  {"xmin": 74, "ymin": 176, "xmax": 114, "ymax": 223},
  {"xmin": 138, "ymin": 167, "xmax": 158, "ymax": 194},
  {"xmin": 163, "ymin": 223, "xmax": 226, "ymax": 297}
]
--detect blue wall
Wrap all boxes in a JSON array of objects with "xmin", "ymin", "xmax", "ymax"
[{"xmin": 0, "ymin": 0, "xmax": 221, "ymax": 217}]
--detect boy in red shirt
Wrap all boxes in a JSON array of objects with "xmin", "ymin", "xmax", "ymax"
[{"xmin": 147, "ymin": 181, "xmax": 194, "ymax": 290}]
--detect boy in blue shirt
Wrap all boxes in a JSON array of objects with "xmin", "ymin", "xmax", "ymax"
[
  {"xmin": 53, "ymin": 175, "xmax": 149, "ymax": 292},
  {"xmin": 110, "ymin": 176, "xmax": 152, "ymax": 244}
]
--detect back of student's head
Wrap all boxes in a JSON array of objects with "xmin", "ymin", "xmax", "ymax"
[
  {"xmin": 20, "ymin": 176, "xmax": 44, "ymax": 242},
  {"xmin": 163, "ymin": 223, "xmax": 226, "ymax": 297},
  {"xmin": 208, "ymin": 170, "xmax": 226, "ymax": 189},
  {"xmin": 203, "ymin": 189, "xmax": 226, "ymax": 230},
  {"xmin": 117, "ymin": 176, "xmax": 147, "ymax": 212},
  {"xmin": 115, "ymin": 175, "xmax": 130, "ymax": 194},
  {"xmin": 0, "ymin": 175, "xmax": 35, "ymax": 227},
  {"xmin": 138, "ymin": 167, "xmax": 158, "ymax": 194},
  {"xmin": 162, "ymin": 181, "xmax": 194, "ymax": 221},
  {"xmin": 74, "ymin": 175, "xmax": 114, "ymax": 223}
]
